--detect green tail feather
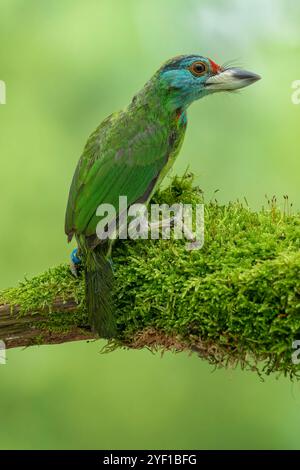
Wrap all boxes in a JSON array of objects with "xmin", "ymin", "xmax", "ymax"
[{"xmin": 84, "ymin": 245, "xmax": 116, "ymax": 339}]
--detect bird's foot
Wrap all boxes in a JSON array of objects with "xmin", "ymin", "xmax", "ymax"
[{"xmin": 70, "ymin": 248, "xmax": 82, "ymax": 277}]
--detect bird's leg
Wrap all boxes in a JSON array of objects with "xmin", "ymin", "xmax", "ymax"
[{"xmin": 70, "ymin": 248, "xmax": 82, "ymax": 277}]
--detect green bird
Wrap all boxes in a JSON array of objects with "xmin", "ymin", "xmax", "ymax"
[{"xmin": 65, "ymin": 54, "xmax": 261, "ymax": 338}]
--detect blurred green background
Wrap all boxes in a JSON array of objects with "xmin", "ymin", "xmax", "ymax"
[{"xmin": 0, "ymin": 0, "xmax": 300, "ymax": 449}]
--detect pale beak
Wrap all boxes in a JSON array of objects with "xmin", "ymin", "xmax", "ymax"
[{"xmin": 205, "ymin": 68, "xmax": 261, "ymax": 91}]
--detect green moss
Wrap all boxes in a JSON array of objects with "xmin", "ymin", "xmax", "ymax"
[
  {"xmin": 1, "ymin": 174, "xmax": 300, "ymax": 377},
  {"xmin": 0, "ymin": 264, "xmax": 88, "ymax": 334}
]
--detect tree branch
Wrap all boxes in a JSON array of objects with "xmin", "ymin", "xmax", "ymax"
[
  {"xmin": 1, "ymin": 175, "xmax": 299, "ymax": 378},
  {"xmin": 0, "ymin": 299, "xmax": 93, "ymax": 349}
]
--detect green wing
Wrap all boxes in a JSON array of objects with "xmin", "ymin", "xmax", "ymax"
[{"xmin": 65, "ymin": 110, "xmax": 172, "ymax": 240}]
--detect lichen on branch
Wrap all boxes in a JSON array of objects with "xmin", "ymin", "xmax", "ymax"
[{"xmin": 0, "ymin": 174, "xmax": 300, "ymax": 378}]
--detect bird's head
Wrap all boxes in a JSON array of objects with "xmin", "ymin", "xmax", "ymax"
[{"xmin": 157, "ymin": 54, "xmax": 261, "ymax": 110}]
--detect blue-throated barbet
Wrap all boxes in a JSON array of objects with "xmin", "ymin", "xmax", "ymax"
[{"xmin": 65, "ymin": 54, "xmax": 261, "ymax": 338}]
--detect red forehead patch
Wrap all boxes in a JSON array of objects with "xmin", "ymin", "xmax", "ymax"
[{"xmin": 209, "ymin": 59, "xmax": 221, "ymax": 74}]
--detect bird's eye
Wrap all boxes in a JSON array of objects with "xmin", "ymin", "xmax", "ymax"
[{"xmin": 189, "ymin": 61, "xmax": 207, "ymax": 77}]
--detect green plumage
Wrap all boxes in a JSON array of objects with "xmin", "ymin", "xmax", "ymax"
[{"xmin": 65, "ymin": 66, "xmax": 187, "ymax": 338}]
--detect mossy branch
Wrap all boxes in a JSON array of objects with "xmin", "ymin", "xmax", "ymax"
[{"xmin": 1, "ymin": 175, "xmax": 300, "ymax": 378}]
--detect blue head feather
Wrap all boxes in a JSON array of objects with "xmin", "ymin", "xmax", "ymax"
[{"xmin": 158, "ymin": 55, "xmax": 214, "ymax": 110}]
